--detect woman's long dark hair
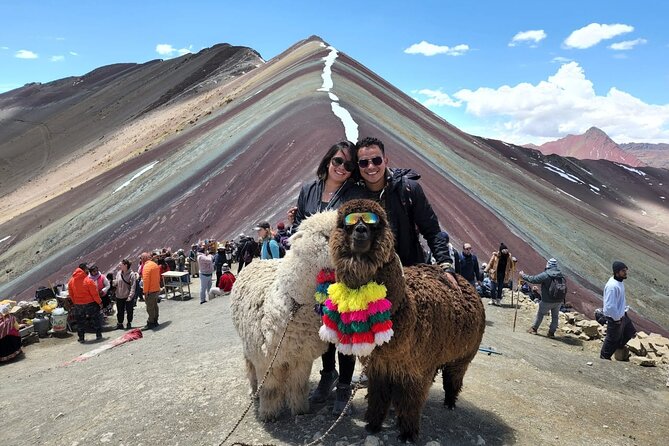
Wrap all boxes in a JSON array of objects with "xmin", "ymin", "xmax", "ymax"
[{"xmin": 316, "ymin": 140, "xmax": 358, "ymax": 181}]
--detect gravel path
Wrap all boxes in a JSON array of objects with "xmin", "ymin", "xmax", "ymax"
[{"xmin": 2, "ymin": 276, "xmax": 667, "ymax": 446}]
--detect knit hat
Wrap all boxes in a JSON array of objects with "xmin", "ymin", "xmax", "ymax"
[
  {"xmin": 276, "ymin": 222, "xmax": 285, "ymax": 230},
  {"xmin": 612, "ymin": 261, "xmax": 627, "ymax": 274},
  {"xmin": 546, "ymin": 258, "xmax": 558, "ymax": 269},
  {"xmin": 222, "ymin": 264, "xmax": 230, "ymax": 272},
  {"xmin": 499, "ymin": 243, "xmax": 508, "ymax": 251}
]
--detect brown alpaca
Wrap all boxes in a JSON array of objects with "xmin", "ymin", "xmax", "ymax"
[{"xmin": 330, "ymin": 199, "xmax": 486, "ymax": 443}]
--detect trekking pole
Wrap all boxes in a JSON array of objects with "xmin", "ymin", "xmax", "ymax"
[{"xmin": 512, "ymin": 262, "xmax": 518, "ymax": 332}]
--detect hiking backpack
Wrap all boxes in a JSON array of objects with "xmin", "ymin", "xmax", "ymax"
[{"xmin": 549, "ymin": 275, "xmax": 568, "ymax": 302}]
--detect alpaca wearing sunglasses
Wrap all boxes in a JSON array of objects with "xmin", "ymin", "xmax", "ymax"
[{"xmin": 329, "ymin": 199, "xmax": 485, "ymax": 443}]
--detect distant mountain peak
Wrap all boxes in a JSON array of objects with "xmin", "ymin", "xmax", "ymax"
[{"xmin": 537, "ymin": 127, "xmax": 644, "ymax": 167}]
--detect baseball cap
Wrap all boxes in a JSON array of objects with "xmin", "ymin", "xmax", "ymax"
[{"xmin": 253, "ymin": 221, "xmax": 270, "ymax": 230}]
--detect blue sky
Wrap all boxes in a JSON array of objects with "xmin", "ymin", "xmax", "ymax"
[{"xmin": 2, "ymin": 0, "xmax": 668, "ymax": 144}]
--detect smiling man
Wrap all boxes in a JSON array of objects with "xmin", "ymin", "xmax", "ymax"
[{"xmin": 356, "ymin": 137, "xmax": 456, "ymax": 284}]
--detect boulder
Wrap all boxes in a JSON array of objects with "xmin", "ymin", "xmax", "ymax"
[
  {"xmin": 636, "ymin": 331, "xmax": 649, "ymax": 339},
  {"xmin": 579, "ymin": 321, "xmax": 601, "ymax": 338},
  {"xmin": 626, "ymin": 338, "xmax": 647, "ymax": 356},
  {"xmin": 646, "ymin": 334, "xmax": 669, "ymax": 349},
  {"xmin": 578, "ymin": 333, "xmax": 591, "ymax": 341},
  {"xmin": 614, "ymin": 348, "xmax": 630, "ymax": 361},
  {"xmin": 630, "ymin": 356, "xmax": 658, "ymax": 367}
]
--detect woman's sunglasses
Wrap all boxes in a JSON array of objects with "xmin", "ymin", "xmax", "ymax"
[
  {"xmin": 331, "ymin": 156, "xmax": 356, "ymax": 172},
  {"xmin": 358, "ymin": 156, "xmax": 384, "ymax": 168},
  {"xmin": 343, "ymin": 212, "xmax": 380, "ymax": 226}
]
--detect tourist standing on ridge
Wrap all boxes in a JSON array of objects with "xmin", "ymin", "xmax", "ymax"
[
  {"xmin": 460, "ymin": 242, "xmax": 482, "ymax": 286},
  {"xmin": 255, "ymin": 222, "xmax": 281, "ymax": 259},
  {"xmin": 236, "ymin": 234, "xmax": 256, "ymax": 274},
  {"xmin": 197, "ymin": 247, "xmax": 215, "ymax": 304},
  {"xmin": 68, "ymin": 263, "xmax": 103, "ymax": 342},
  {"xmin": 114, "ymin": 259, "xmax": 137, "ymax": 330},
  {"xmin": 214, "ymin": 246, "xmax": 226, "ymax": 285},
  {"xmin": 286, "ymin": 140, "xmax": 363, "ymax": 416},
  {"xmin": 521, "ymin": 258, "xmax": 566, "ymax": 337},
  {"xmin": 600, "ymin": 261, "xmax": 637, "ymax": 360},
  {"xmin": 141, "ymin": 252, "xmax": 161, "ymax": 329},
  {"xmin": 188, "ymin": 244, "xmax": 199, "ymax": 278},
  {"xmin": 486, "ymin": 243, "xmax": 514, "ymax": 305},
  {"xmin": 356, "ymin": 137, "xmax": 456, "ymax": 274}
]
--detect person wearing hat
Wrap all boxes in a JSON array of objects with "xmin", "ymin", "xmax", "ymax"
[
  {"xmin": 218, "ymin": 264, "xmax": 236, "ymax": 294},
  {"xmin": 1, "ymin": 303, "xmax": 23, "ymax": 362},
  {"xmin": 600, "ymin": 261, "xmax": 637, "ymax": 360},
  {"xmin": 254, "ymin": 222, "xmax": 280, "ymax": 260},
  {"xmin": 520, "ymin": 258, "xmax": 565, "ymax": 337},
  {"xmin": 188, "ymin": 244, "xmax": 199, "ymax": 278},
  {"xmin": 485, "ymin": 243, "xmax": 515, "ymax": 305}
]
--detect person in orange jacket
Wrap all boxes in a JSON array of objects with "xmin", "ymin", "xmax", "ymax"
[
  {"xmin": 68, "ymin": 263, "xmax": 103, "ymax": 343},
  {"xmin": 141, "ymin": 252, "xmax": 161, "ymax": 329}
]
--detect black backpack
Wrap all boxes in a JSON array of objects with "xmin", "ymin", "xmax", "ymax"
[{"xmin": 549, "ymin": 275, "xmax": 568, "ymax": 302}]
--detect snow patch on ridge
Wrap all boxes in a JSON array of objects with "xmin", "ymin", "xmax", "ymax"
[
  {"xmin": 113, "ymin": 161, "xmax": 159, "ymax": 194},
  {"xmin": 0, "ymin": 235, "xmax": 10, "ymax": 243},
  {"xmin": 331, "ymin": 103, "xmax": 358, "ymax": 145},
  {"xmin": 543, "ymin": 163, "xmax": 585, "ymax": 184},
  {"xmin": 316, "ymin": 46, "xmax": 359, "ymax": 142},
  {"xmin": 556, "ymin": 188, "xmax": 582, "ymax": 202},
  {"xmin": 615, "ymin": 163, "xmax": 646, "ymax": 176}
]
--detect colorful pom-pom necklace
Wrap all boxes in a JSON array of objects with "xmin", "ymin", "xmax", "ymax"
[{"xmin": 316, "ymin": 271, "xmax": 394, "ymax": 357}]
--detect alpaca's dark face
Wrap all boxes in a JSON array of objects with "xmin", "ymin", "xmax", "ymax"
[
  {"xmin": 344, "ymin": 211, "xmax": 381, "ymax": 255},
  {"xmin": 331, "ymin": 199, "xmax": 396, "ymax": 288}
]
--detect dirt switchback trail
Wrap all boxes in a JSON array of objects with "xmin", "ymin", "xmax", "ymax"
[{"xmin": 1, "ymin": 277, "xmax": 667, "ymax": 446}]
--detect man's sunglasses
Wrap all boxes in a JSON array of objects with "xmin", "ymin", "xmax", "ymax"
[
  {"xmin": 331, "ymin": 156, "xmax": 356, "ymax": 172},
  {"xmin": 358, "ymin": 156, "xmax": 384, "ymax": 168},
  {"xmin": 343, "ymin": 212, "xmax": 380, "ymax": 226}
]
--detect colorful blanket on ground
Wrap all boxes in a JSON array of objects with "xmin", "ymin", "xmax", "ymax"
[{"xmin": 318, "ymin": 275, "xmax": 394, "ymax": 357}]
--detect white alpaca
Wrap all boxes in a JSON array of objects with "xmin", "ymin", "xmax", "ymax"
[{"xmin": 230, "ymin": 211, "xmax": 336, "ymax": 421}]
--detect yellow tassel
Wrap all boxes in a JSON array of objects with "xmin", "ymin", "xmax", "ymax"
[{"xmin": 327, "ymin": 282, "xmax": 387, "ymax": 312}]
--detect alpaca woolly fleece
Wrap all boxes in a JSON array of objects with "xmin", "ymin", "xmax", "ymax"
[
  {"xmin": 230, "ymin": 210, "xmax": 337, "ymax": 421},
  {"xmin": 330, "ymin": 199, "xmax": 486, "ymax": 442}
]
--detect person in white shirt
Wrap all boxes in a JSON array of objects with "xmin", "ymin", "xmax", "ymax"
[{"xmin": 600, "ymin": 261, "xmax": 637, "ymax": 360}]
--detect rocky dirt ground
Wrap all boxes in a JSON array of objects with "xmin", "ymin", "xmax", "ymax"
[{"xmin": 1, "ymin": 271, "xmax": 668, "ymax": 446}]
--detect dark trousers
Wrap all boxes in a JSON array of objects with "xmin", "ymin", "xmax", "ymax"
[
  {"xmin": 74, "ymin": 302, "xmax": 102, "ymax": 337},
  {"xmin": 145, "ymin": 292, "xmax": 159, "ymax": 325},
  {"xmin": 321, "ymin": 343, "xmax": 356, "ymax": 385},
  {"xmin": 601, "ymin": 313, "xmax": 637, "ymax": 359},
  {"xmin": 115, "ymin": 298, "xmax": 134, "ymax": 325},
  {"xmin": 215, "ymin": 265, "xmax": 223, "ymax": 286},
  {"xmin": 237, "ymin": 259, "xmax": 251, "ymax": 274},
  {"xmin": 494, "ymin": 271, "xmax": 506, "ymax": 300}
]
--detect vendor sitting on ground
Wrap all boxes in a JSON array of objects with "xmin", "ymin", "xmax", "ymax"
[{"xmin": 0, "ymin": 304, "xmax": 22, "ymax": 362}]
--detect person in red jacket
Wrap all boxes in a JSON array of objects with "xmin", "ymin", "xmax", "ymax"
[
  {"xmin": 217, "ymin": 264, "xmax": 236, "ymax": 294},
  {"xmin": 68, "ymin": 263, "xmax": 103, "ymax": 343}
]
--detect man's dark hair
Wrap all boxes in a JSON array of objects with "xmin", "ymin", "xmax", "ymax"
[
  {"xmin": 316, "ymin": 140, "xmax": 357, "ymax": 180},
  {"xmin": 356, "ymin": 137, "xmax": 385, "ymax": 154},
  {"xmin": 122, "ymin": 258, "xmax": 132, "ymax": 268},
  {"xmin": 78, "ymin": 263, "xmax": 89, "ymax": 271}
]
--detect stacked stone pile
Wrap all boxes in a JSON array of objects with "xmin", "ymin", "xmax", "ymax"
[
  {"xmin": 559, "ymin": 310, "xmax": 669, "ymax": 367},
  {"xmin": 507, "ymin": 292, "xmax": 669, "ymax": 367}
]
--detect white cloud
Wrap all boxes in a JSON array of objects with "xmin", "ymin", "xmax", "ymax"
[
  {"xmin": 509, "ymin": 30, "xmax": 547, "ymax": 47},
  {"xmin": 15, "ymin": 49, "xmax": 38, "ymax": 59},
  {"xmin": 1, "ymin": 46, "xmax": 9, "ymax": 50},
  {"xmin": 404, "ymin": 41, "xmax": 470, "ymax": 56},
  {"xmin": 155, "ymin": 43, "xmax": 192, "ymax": 57},
  {"xmin": 609, "ymin": 38, "xmax": 647, "ymax": 50},
  {"xmin": 436, "ymin": 62, "xmax": 669, "ymax": 144},
  {"xmin": 50, "ymin": 55, "xmax": 65, "ymax": 62},
  {"xmin": 551, "ymin": 56, "xmax": 573, "ymax": 64},
  {"xmin": 564, "ymin": 23, "xmax": 633, "ymax": 49},
  {"xmin": 415, "ymin": 89, "xmax": 462, "ymax": 107},
  {"xmin": 69, "ymin": 51, "xmax": 78, "ymax": 56}
]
